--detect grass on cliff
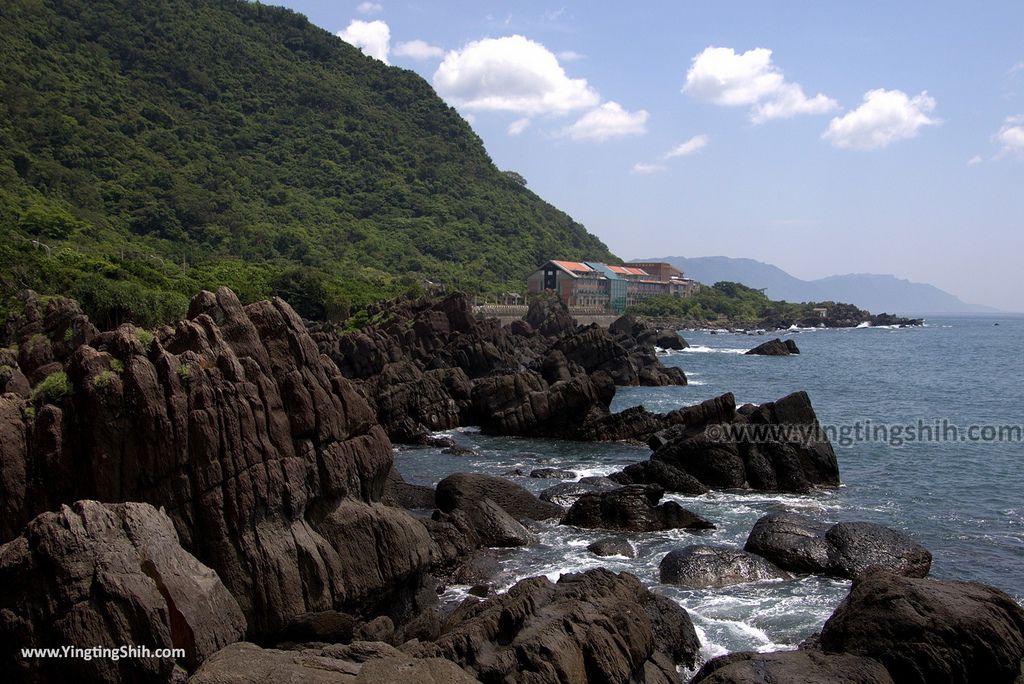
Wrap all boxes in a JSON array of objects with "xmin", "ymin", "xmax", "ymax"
[{"xmin": 0, "ymin": 0, "xmax": 615, "ymax": 329}]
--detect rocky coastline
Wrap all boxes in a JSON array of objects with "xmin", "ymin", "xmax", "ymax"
[
  {"xmin": 645, "ymin": 304, "xmax": 924, "ymax": 334},
  {"xmin": 0, "ymin": 288, "xmax": 1020, "ymax": 683}
]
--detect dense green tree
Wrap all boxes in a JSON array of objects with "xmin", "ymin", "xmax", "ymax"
[{"xmin": 0, "ymin": 0, "xmax": 616, "ymax": 327}]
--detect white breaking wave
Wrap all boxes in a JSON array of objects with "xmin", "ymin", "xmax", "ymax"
[{"xmin": 683, "ymin": 345, "xmax": 749, "ymax": 354}]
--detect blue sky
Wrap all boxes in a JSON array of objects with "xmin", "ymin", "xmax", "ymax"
[{"xmin": 279, "ymin": 1, "xmax": 1023, "ymax": 310}]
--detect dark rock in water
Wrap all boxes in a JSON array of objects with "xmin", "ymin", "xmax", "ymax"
[
  {"xmin": 659, "ymin": 544, "xmax": 790, "ymax": 588},
  {"xmin": 609, "ymin": 459, "xmax": 709, "ymax": 495},
  {"xmin": 820, "ymin": 568, "xmax": 1024, "ymax": 684},
  {"xmin": 381, "ymin": 467, "xmax": 435, "ymax": 509},
  {"xmin": 744, "ymin": 513, "xmax": 932, "ymax": 579},
  {"xmin": 539, "ymin": 479, "xmax": 619, "ymax": 508},
  {"xmin": 692, "ymin": 649, "xmax": 894, "ymax": 684},
  {"xmin": 410, "ymin": 567, "xmax": 701, "ymax": 678},
  {"xmin": 458, "ymin": 498, "xmax": 535, "ymax": 548},
  {"xmin": 745, "ymin": 338, "xmax": 798, "ymax": 356},
  {"xmin": 561, "ymin": 485, "xmax": 715, "ymax": 533},
  {"xmin": 649, "ymin": 391, "xmax": 840, "ymax": 493},
  {"xmin": 191, "ymin": 641, "xmax": 478, "ymax": 684},
  {"xmin": 744, "ymin": 513, "xmax": 833, "ymax": 574},
  {"xmin": 530, "ymin": 467, "xmax": 577, "ymax": 479},
  {"xmin": 587, "ymin": 537, "xmax": 635, "ymax": 558},
  {"xmin": 825, "ymin": 521, "xmax": 932, "ymax": 579},
  {"xmin": 435, "ymin": 472, "xmax": 563, "ymax": 521},
  {"xmin": 467, "ymin": 584, "xmax": 490, "ymax": 598},
  {"xmin": 0, "ymin": 500, "xmax": 246, "ymax": 683}
]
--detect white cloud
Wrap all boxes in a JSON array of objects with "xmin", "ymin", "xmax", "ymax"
[
  {"xmin": 995, "ymin": 115, "xmax": 1024, "ymax": 158},
  {"xmin": 337, "ymin": 20, "xmax": 390, "ymax": 63},
  {"xmin": 967, "ymin": 154, "xmax": 983, "ymax": 166},
  {"xmin": 356, "ymin": 2, "xmax": 383, "ymax": 15},
  {"xmin": 631, "ymin": 162, "xmax": 667, "ymax": 174},
  {"xmin": 1010, "ymin": 62, "xmax": 1024, "ymax": 76},
  {"xmin": 562, "ymin": 101, "xmax": 648, "ymax": 141},
  {"xmin": 433, "ymin": 35, "xmax": 599, "ymax": 114},
  {"xmin": 508, "ymin": 118, "xmax": 531, "ymax": 135},
  {"xmin": 558, "ymin": 50, "xmax": 584, "ymax": 62},
  {"xmin": 665, "ymin": 134, "xmax": 709, "ymax": 158},
  {"xmin": 394, "ymin": 39, "xmax": 444, "ymax": 60},
  {"xmin": 683, "ymin": 46, "xmax": 837, "ymax": 123},
  {"xmin": 822, "ymin": 89, "xmax": 937, "ymax": 150}
]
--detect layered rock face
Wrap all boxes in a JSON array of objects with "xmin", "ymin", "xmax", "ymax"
[
  {"xmin": 0, "ymin": 501, "xmax": 246, "ymax": 684},
  {"xmin": 411, "ymin": 568, "xmax": 701, "ymax": 683},
  {"xmin": 0, "ymin": 288, "xmax": 432, "ymax": 637}
]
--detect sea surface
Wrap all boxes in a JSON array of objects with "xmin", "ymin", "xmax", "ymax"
[{"xmin": 394, "ymin": 315, "xmax": 1024, "ymax": 670}]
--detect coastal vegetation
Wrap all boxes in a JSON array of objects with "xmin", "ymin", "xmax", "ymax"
[
  {"xmin": 0, "ymin": 0, "xmax": 614, "ymax": 329},
  {"xmin": 628, "ymin": 281, "xmax": 913, "ymax": 327}
]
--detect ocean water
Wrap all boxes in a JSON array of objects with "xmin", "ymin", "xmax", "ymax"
[{"xmin": 393, "ymin": 315, "xmax": 1024, "ymax": 668}]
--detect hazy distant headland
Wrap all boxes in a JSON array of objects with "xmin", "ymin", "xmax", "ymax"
[{"xmin": 654, "ymin": 256, "xmax": 998, "ymax": 315}]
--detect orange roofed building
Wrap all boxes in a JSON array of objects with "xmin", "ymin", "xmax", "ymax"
[{"xmin": 526, "ymin": 260, "xmax": 700, "ymax": 314}]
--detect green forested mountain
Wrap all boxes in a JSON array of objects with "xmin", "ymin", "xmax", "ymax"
[{"xmin": 0, "ymin": 0, "xmax": 615, "ymax": 327}]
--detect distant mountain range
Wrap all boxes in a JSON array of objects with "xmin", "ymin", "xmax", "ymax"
[{"xmin": 652, "ymin": 256, "xmax": 997, "ymax": 314}]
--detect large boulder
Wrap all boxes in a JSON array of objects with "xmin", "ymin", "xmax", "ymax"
[
  {"xmin": 744, "ymin": 514, "xmax": 932, "ymax": 579},
  {"xmin": 692, "ymin": 650, "xmax": 893, "ymax": 684},
  {"xmin": 435, "ymin": 472, "xmax": 563, "ymax": 521},
  {"xmin": 0, "ymin": 501, "xmax": 246, "ymax": 683},
  {"xmin": 561, "ymin": 485, "xmax": 715, "ymax": 533},
  {"xmin": 659, "ymin": 545, "xmax": 790, "ymax": 588},
  {"xmin": 411, "ymin": 568, "xmax": 700, "ymax": 682},
  {"xmin": 820, "ymin": 569, "xmax": 1024, "ymax": 684},
  {"xmin": 587, "ymin": 537, "xmax": 635, "ymax": 558}
]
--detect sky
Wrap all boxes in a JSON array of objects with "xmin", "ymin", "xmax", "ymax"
[{"xmin": 278, "ymin": 1, "xmax": 1023, "ymax": 311}]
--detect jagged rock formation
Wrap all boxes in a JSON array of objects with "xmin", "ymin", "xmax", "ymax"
[
  {"xmin": 594, "ymin": 391, "xmax": 840, "ymax": 492},
  {"xmin": 309, "ymin": 293, "xmax": 689, "ymax": 442},
  {"xmin": 745, "ymin": 338, "xmax": 800, "ymax": 356},
  {"xmin": 744, "ymin": 513, "xmax": 932, "ymax": 579},
  {"xmin": 409, "ymin": 568, "xmax": 701, "ymax": 682},
  {"xmin": 0, "ymin": 501, "xmax": 246, "ymax": 684},
  {"xmin": 0, "ymin": 288, "xmax": 433, "ymax": 638}
]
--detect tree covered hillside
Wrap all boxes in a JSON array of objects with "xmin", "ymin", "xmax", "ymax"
[{"xmin": 0, "ymin": 0, "xmax": 615, "ymax": 327}]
